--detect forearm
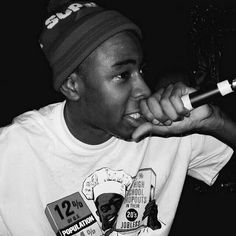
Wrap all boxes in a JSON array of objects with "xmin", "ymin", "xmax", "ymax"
[{"xmin": 201, "ymin": 106, "xmax": 236, "ymax": 150}]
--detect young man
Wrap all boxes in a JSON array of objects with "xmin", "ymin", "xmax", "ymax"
[{"xmin": 0, "ymin": 1, "xmax": 235, "ymax": 236}]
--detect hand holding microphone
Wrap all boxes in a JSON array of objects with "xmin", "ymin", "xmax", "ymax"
[
  {"xmin": 181, "ymin": 79, "xmax": 236, "ymax": 111},
  {"xmin": 132, "ymin": 79, "xmax": 236, "ymax": 141}
]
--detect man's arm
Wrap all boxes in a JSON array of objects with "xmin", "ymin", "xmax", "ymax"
[
  {"xmin": 202, "ymin": 106, "xmax": 236, "ymax": 149},
  {"xmin": 132, "ymin": 82, "xmax": 236, "ymax": 150}
]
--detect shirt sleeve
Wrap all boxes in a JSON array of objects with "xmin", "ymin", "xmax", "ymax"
[{"xmin": 187, "ymin": 133, "xmax": 234, "ymax": 185}]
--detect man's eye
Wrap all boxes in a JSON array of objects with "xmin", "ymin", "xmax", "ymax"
[
  {"xmin": 114, "ymin": 71, "xmax": 130, "ymax": 81},
  {"xmin": 139, "ymin": 64, "xmax": 148, "ymax": 77},
  {"xmin": 139, "ymin": 68, "xmax": 144, "ymax": 76}
]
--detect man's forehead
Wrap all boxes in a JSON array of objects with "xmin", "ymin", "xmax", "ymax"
[
  {"xmin": 102, "ymin": 31, "xmax": 141, "ymax": 50},
  {"xmin": 93, "ymin": 33, "xmax": 142, "ymax": 67}
]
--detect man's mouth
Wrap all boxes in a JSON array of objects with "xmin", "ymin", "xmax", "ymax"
[
  {"xmin": 128, "ymin": 112, "xmax": 141, "ymax": 119},
  {"xmin": 124, "ymin": 112, "xmax": 146, "ymax": 127}
]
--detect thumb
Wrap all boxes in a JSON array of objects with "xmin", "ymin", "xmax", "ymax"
[{"xmin": 132, "ymin": 122, "xmax": 154, "ymax": 142}]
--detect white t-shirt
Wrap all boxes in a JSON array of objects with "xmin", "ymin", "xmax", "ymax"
[{"xmin": 0, "ymin": 101, "xmax": 233, "ymax": 236}]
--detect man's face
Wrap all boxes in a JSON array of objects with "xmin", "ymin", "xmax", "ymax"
[
  {"xmin": 75, "ymin": 31, "xmax": 151, "ymax": 143},
  {"xmin": 95, "ymin": 193, "xmax": 123, "ymax": 231}
]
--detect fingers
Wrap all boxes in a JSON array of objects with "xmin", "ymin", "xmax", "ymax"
[
  {"xmin": 159, "ymin": 84, "xmax": 176, "ymax": 124},
  {"xmin": 141, "ymin": 82, "xmax": 191, "ymax": 125},
  {"xmin": 167, "ymin": 83, "xmax": 191, "ymax": 118},
  {"xmin": 132, "ymin": 82, "xmax": 211, "ymax": 141},
  {"xmin": 140, "ymin": 100, "xmax": 157, "ymax": 124},
  {"xmin": 141, "ymin": 88, "xmax": 168, "ymax": 125},
  {"xmin": 132, "ymin": 82, "xmax": 197, "ymax": 141}
]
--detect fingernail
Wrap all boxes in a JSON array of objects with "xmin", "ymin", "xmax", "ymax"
[
  {"xmin": 152, "ymin": 119, "xmax": 159, "ymax": 125},
  {"xmin": 164, "ymin": 120, "xmax": 172, "ymax": 126}
]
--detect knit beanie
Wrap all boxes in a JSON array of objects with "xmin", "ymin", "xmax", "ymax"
[{"xmin": 39, "ymin": 1, "xmax": 142, "ymax": 91}]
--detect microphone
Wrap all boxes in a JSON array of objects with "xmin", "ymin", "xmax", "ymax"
[{"xmin": 181, "ymin": 79, "xmax": 236, "ymax": 110}]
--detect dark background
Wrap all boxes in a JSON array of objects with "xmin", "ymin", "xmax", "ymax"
[{"xmin": 1, "ymin": 0, "xmax": 236, "ymax": 235}]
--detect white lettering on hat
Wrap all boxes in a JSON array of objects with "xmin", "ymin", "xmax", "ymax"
[{"xmin": 45, "ymin": 2, "xmax": 97, "ymax": 29}]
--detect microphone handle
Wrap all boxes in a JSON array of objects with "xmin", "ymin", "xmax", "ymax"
[{"xmin": 181, "ymin": 79, "xmax": 236, "ymax": 111}]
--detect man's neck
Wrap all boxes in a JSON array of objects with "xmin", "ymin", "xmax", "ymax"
[{"xmin": 64, "ymin": 101, "xmax": 112, "ymax": 145}]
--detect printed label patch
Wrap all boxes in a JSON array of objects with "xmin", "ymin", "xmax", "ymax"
[
  {"xmin": 45, "ymin": 192, "xmax": 102, "ymax": 236},
  {"xmin": 115, "ymin": 168, "xmax": 161, "ymax": 232}
]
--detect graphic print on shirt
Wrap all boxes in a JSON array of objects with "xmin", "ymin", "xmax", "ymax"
[
  {"xmin": 114, "ymin": 168, "xmax": 162, "ymax": 234},
  {"xmin": 45, "ymin": 192, "xmax": 103, "ymax": 236},
  {"xmin": 82, "ymin": 168, "xmax": 133, "ymax": 235},
  {"xmin": 82, "ymin": 167, "xmax": 162, "ymax": 235}
]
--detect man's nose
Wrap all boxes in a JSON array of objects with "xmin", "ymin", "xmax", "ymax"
[{"xmin": 132, "ymin": 76, "xmax": 151, "ymax": 100}]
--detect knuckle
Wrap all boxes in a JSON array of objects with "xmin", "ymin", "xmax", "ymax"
[
  {"xmin": 169, "ymin": 94, "xmax": 178, "ymax": 103},
  {"xmin": 171, "ymin": 114, "xmax": 179, "ymax": 121},
  {"xmin": 147, "ymin": 97, "xmax": 157, "ymax": 109},
  {"xmin": 160, "ymin": 97, "xmax": 169, "ymax": 108},
  {"xmin": 155, "ymin": 87, "xmax": 165, "ymax": 95},
  {"xmin": 145, "ymin": 112, "xmax": 154, "ymax": 121},
  {"xmin": 166, "ymin": 83, "xmax": 174, "ymax": 89}
]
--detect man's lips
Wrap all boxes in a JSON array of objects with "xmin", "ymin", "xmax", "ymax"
[{"xmin": 124, "ymin": 112, "xmax": 146, "ymax": 127}]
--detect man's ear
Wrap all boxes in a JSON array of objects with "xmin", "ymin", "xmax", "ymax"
[{"xmin": 60, "ymin": 72, "xmax": 81, "ymax": 101}]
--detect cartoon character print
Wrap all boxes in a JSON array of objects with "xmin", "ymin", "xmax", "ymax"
[
  {"xmin": 82, "ymin": 168, "xmax": 162, "ymax": 236},
  {"xmin": 82, "ymin": 168, "xmax": 132, "ymax": 235}
]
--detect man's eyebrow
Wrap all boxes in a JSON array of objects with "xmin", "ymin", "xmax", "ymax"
[{"xmin": 112, "ymin": 59, "xmax": 136, "ymax": 67}]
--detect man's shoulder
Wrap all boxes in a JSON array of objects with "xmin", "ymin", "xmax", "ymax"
[{"xmin": 0, "ymin": 101, "xmax": 64, "ymax": 141}]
